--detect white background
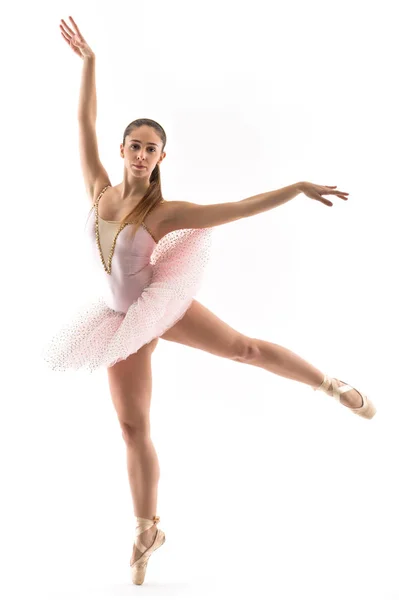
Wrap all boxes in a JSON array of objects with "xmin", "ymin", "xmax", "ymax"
[{"xmin": 1, "ymin": 0, "xmax": 398, "ymax": 597}]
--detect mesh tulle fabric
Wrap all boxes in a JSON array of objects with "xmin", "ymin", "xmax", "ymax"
[{"xmin": 41, "ymin": 227, "xmax": 213, "ymax": 372}]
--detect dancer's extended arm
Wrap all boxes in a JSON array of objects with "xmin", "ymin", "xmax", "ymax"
[
  {"xmin": 77, "ymin": 56, "xmax": 111, "ymax": 203},
  {"xmin": 160, "ymin": 183, "xmax": 304, "ymax": 233},
  {"xmin": 160, "ymin": 181, "xmax": 349, "ymax": 234},
  {"xmin": 59, "ymin": 17, "xmax": 111, "ymax": 203}
]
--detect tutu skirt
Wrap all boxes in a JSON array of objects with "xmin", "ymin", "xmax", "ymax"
[{"xmin": 41, "ymin": 227, "xmax": 213, "ymax": 373}]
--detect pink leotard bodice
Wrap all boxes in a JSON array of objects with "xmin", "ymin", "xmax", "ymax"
[{"xmin": 85, "ymin": 191, "xmax": 159, "ymax": 314}]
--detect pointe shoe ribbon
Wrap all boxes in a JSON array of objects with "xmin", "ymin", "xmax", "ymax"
[
  {"xmin": 130, "ymin": 515, "xmax": 165, "ymax": 585},
  {"xmin": 313, "ymin": 374, "xmax": 376, "ymax": 419}
]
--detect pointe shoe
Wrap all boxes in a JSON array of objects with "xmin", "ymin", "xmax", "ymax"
[
  {"xmin": 130, "ymin": 515, "xmax": 165, "ymax": 585},
  {"xmin": 314, "ymin": 374, "xmax": 376, "ymax": 419}
]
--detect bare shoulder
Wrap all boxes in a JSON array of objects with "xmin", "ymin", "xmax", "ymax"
[
  {"xmin": 158, "ymin": 199, "xmax": 185, "ymax": 218},
  {"xmin": 157, "ymin": 200, "xmax": 203, "ymax": 237},
  {"xmin": 149, "ymin": 199, "xmax": 179, "ymax": 241},
  {"xmin": 91, "ymin": 179, "xmax": 112, "ymax": 206},
  {"xmin": 156, "ymin": 200, "xmax": 189, "ymax": 238},
  {"xmin": 158, "ymin": 200, "xmax": 199, "ymax": 223}
]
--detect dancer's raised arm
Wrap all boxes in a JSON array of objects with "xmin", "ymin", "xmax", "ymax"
[
  {"xmin": 60, "ymin": 16, "xmax": 110, "ymax": 203},
  {"xmin": 160, "ymin": 182, "xmax": 349, "ymax": 234}
]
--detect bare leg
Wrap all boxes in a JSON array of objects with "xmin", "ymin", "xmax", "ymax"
[
  {"xmin": 248, "ymin": 338, "xmax": 363, "ymax": 409},
  {"xmin": 159, "ymin": 301, "xmax": 363, "ymax": 409},
  {"xmin": 122, "ymin": 428, "xmax": 161, "ymax": 565},
  {"xmin": 107, "ymin": 338, "xmax": 162, "ymax": 569},
  {"xmin": 124, "ymin": 432, "xmax": 160, "ymax": 518}
]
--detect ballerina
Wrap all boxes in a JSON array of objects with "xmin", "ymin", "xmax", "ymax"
[{"xmin": 46, "ymin": 15, "xmax": 376, "ymax": 586}]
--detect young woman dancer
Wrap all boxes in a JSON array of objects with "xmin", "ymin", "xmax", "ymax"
[{"xmin": 44, "ymin": 16, "xmax": 376, "ymax": 586}]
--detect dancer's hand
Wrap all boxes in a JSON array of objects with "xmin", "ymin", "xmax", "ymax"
[
  {"xmin": 59, "ymin": 16, "xmax": 95, "ymax": 60},
  {"xmin": 299, "ymin": 182, "xmax": 349, "ymax": 207}
]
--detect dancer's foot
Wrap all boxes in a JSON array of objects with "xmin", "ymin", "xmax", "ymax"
[
  {"xmin": 130, "ymin": 516, "xmax": 165, "ymax": 585},
  {"xmin": 322, "ymin": 377, "xmax": 364, "ymax": 409},
  {"xmin": 314, "ymin": 376, "xmax": 363, "ymax": 408},
  {"xmin": 314, "ymin": 375, "xmax": 376, "ymax": 419},
  {"xmin": 130, "ymin": 523, "xmax": 158, "ymax": 566}
]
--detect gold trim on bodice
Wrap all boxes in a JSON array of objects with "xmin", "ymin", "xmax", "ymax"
[
  {"xmin": 94, "ymin": 203, "xmax": 127, "ymax": 275},
  {"xmin": 94, "ymin": 185, "xmax": 159, "ymax": 275}
]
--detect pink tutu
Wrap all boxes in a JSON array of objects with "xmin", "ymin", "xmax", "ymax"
[{"xmin": 41, "ymin": 226, "xmax": 213, "ymax": 372}]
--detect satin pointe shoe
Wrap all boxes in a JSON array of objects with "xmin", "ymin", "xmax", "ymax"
[
  {"xmin": 313, "ymin": 374, "xmax": 376, "ymax": 419},
  {"xmin": 130, "ymin": 515, "xmax": 166, "ymax": 585}
]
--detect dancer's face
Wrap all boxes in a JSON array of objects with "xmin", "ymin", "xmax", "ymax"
[{"xmin": 120, "ymin": 126, "xmax": 166, "ymax": 178}]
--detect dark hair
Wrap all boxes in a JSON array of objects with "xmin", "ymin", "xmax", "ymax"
[{"xmin": 86, "ymin": 117, "xmax": 167, "ymax": 240}]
